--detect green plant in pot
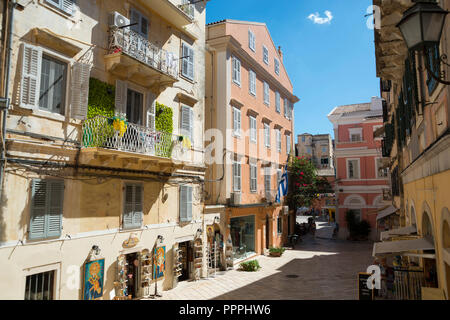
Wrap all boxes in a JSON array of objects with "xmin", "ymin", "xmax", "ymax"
[
  {"xmin": 269, "ymin": 247, "xmax": 286, "ymax": 257},
  {"xmin": 239, "ymin": 260, "xmax": 261, "ymax": 272}
]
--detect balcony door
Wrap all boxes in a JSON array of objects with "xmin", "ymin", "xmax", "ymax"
[{"xmin": 126, "ymin": 89, "xmax": 143, "ymax": 125}]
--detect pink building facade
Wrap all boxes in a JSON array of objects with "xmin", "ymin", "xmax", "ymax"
[{"xmin": 328, "ymin": 97, "xmax": 390, "ymax": 240}]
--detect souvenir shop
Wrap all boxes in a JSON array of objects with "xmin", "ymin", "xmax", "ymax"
[
  {"xmin": 114, "ymin": 249, "xmax": 152, "ymax": 299},
  {"xmin": 230, "ymin": 215, "xmax": 256, "ymax": 261},
  {"xmin": 173, "ymin": 237, "xmax": 203, "ymax": 286}
]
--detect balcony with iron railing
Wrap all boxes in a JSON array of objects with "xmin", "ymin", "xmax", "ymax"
[
  {"xmin": 80, "ymin": 116, "xmax": 189, "ymax": 167},
  {"xmin": 104, "ymin": 27, "xmax": 179, "ymax": 90}
]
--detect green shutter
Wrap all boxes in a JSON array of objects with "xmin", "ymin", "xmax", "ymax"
[
  {"xmin": 29, "ymin": 180, "xmax": 47, "ymax": 240},
  {"xmin": 29, "ymin": 179, "xmax": 63, "ymax": 240},
  {"xmin": 46, "ymin": 180, "xmax": 63, "ymax": 238}
]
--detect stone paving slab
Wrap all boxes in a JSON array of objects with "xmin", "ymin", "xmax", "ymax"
[{"xmin": 145, "ymin": 235, "xmax": 374, "ymax": 300}]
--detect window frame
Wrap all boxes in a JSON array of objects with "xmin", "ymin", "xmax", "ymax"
[
  {"xmin": 248, "ymin": 29, "xmax": 256, "ymax": 52},
  {"xmin": 264, "ymin": 123, "xmax": 271, "ymax": 148},
  {"xmin": 39, "ymin": 53, "xmax": 68, "ymax": 115},
  {"xmin": 275, "ymin": 92, "xmax": 280, "ymax": 113},
  {"xmin": 286, "ymin": 134, "xmax": 291, "ymax": 155},
  {"xmin": 179, "ymin": 185, "xmax": 193, "ymax": 223},
  {"xmin": 181, "ymin": 42, "xmax": 194, "ymax": 81},
  {"xmin": 274, "ymin": 58, "xmax": 280, "ymax": 75},
  {"xmin": 45, "ymin": 0, "xmax": 75, "ymax": 16},
  {"xmin": 232, "ymin": 56, "xmax": 241, "ymax": 86},
  {"xmin": 375, "ymin": 157, "xmax": 388, "ymax": 179},
  {"xmin": 249, "ymin": 115, "xmax": 257, "ymax": 144},
  {"xmin": 263, "ymin": 82, "xmax": 270, "ymax": 106},
  {"xmin": 346, "ymin": 158, "xmax": 360, "ymax": 180},
  {"xmin": 122, "ymin": 183, "xmax": 144, "ymax": 230},
  {"xmin": 233, "ymin": 161, "xmax": 242, "ymax": 192},
  {"xmin": 233, "ymin": 106, "xmax": 241, "ymax": 137},
  {"xmin": 180, "ymin": 105, "xmax": 194, "ymax": 145},
  {"xmin": 249, "ymin": 69, "xmax": 256, "ymax": 96},
  {"xmin": 262, "ymin": 45, "xmax": 269, "ymax": 65},
  {"xmin": 276, "ymin": 129, "xmax": 281, "ymax": 153},
  {"xmin": 250, "ymin": 163, "xmax": 257, "ymax": 193}
]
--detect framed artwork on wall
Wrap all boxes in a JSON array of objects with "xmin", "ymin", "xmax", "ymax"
[
  {"xmin": 153, "ymin": 246, "xmax": 166, "ymax": 280},
  {"xmin": 83, "ymin": 258, "xmax": 105, "ymax": 300}
]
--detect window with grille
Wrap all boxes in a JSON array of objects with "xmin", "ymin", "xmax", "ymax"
[
  {"xmin": 351, "ymin": 134, "xmax": 361, "ymax": 142},
  {"xmin": 25, "ymin": 271, "xmax": 55, "ymax": 300}
]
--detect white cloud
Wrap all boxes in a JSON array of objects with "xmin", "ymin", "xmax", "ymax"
[{"xmin": 307, "ymin": 10, "xmax": 333, "ymax": 25}]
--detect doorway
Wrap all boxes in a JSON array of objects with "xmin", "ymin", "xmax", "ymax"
[
  {"xmin": 126, "ymin": 89, "xmax": 143, "ymax": 125},
  {"xmin": 178, "ymin": 241, "xmax": 193, "ymax": 282},
  {"xmin": 125, "ymin": 252, "xmax": 140, "ymax": 298}
]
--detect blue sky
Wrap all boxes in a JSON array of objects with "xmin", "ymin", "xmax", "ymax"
[{"xmin": 206, "ymin": 0, "xmax": 380, "ymax": 139}]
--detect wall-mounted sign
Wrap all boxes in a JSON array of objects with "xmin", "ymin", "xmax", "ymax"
[
  {"xmin": 153, "ymin": 246, "xmax": 166, "ymax": 280},
  {"xmin": 122, "ymin": 234, "xmax": 139, "ymax": 248},
  {"xmin": 83, "ymin": 259, "xmax": 105, "ymax": 300}
]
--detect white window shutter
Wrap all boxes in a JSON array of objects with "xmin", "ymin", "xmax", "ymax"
[
  {"xmin": 115, "ymin": 79, "xmax": 127, "ymax": 115},
  {"xmin": 70, "ymin": 62, "xmax": 90, "ymax": 120},
  {"xmin": 186, "ymin": 186, "xmax": 193, "ymax": 221},
  {"xmin": 146, "ymin": 92, "xmax": 155, "ymax": 130},
  {"xmin": 62, "ymin": 0, "xmax": 74, "ymax": 15},
  {"xmin": 181, "ymin": 105, "xmax": 193, "ymax": 143},
  {"xmin": 181, "ymin": 43, "xmax": 189, "ymax": 78},
  {"xmin": 189, "ymin": 108, "xmax": 194, "ymax": 144},
  {"xmin": 188, "ymin": 47, "xmax": 194, "ymax": 80},
  {"xmin": 180, "ymin": 185, "xmax": 192, "ymax": 222},
  {"xmin": 20, "ymin": 44, "xmax": 42, "ymax": 109}
]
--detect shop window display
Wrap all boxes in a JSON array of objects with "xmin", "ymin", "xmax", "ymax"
[{"xmin": 230, "ymin": 216, "xmax": 256, "ymax": 260}]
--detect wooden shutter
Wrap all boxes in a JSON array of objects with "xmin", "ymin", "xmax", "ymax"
[
  {"xmin": 233, "ymin": 163, "xmax": 241, "ymax": 192},
  {"xmin": 62, "ymin": 0, "xmax": 74, "ymax": 15},
  {"xmin": 123, "ymin": 185, "xmax": 135, "ymax": 229},
  {"xmin": 29, "ymin": 180, "xmax": 47, "ymax": 239},
  {"xmin": 115, "ymin": 79, "xmax": 127, "ymax": 115},
  {"xmin": 70, "ymin": 62, "xmax": 90, "ymax": 120},
  {"xmin": 133, "ymin": 185, "xmax": 143, "ymax": 227},
  {"xmin": 185, "ymin": 45, "xmax": 194, "ymax": 80},
  {"xmin": 277, "ymin": 130, "xmax": 281, "ymax": 152},
  {"xmin": 180, "ymin": 185, "xmax": 192, "ymax": 222},
  {"xmin": 181, "ymin": 43, "xmax": 189, "ymax": 79},
  {"xmin": 146, "ymin": 92, "xmax": 155, "ymax": 130},
  {"xmin": 265, "ymin": 168, "xmax": 271, "ymax": 193},
  {"xmin": 181, "ymin": 105, "xmax": 193, "ymax": 143},
  {"xmin": 46, "ymin": 180, "xmax": 64, "ymax": 238},
  {"xmin": 20, "ymin": 44, "xmax": 42, "ymax": 109},
  {"xmin": 29, "ymin": 179, "xmax": 63, "ymax": 240}
]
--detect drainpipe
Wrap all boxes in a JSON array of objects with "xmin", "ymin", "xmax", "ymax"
[{"xmin": 0, "ymin": 0, "xmax": 17, "ymax": 200}]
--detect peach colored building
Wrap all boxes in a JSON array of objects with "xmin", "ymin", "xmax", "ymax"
[
  {"xmin": 205, "ymin": 20, "xmax": 299, "ymax": 262},
  {"xmin": 328, "ymin": 97, "xmax": 390, "ymax": 240}
]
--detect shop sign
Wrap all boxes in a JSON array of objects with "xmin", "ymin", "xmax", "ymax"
[
  {"xmin": 122, "ymin": 234, "xmax": 139, "ymax": 248},
  {"xmin": 83, "ymin": 259, "xmax": 105, "ymax": 300}
]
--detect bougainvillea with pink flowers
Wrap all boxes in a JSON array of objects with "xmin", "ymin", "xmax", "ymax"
[{"xmin": 287, "ymin": 156, "xmax": 332, "ymax": 209}]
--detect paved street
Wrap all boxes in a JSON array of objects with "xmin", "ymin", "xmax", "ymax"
[{"xmin": 156, "ymin": 222, "xmax": 374, "ymax": 300}]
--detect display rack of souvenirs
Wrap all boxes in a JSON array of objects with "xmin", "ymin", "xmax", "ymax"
[
  {"xmin": 207, "ymin": 242, "xmax": 219, "ymax": 276},
  {"xmin": 140, "ymin": 249, "xmax": 151, "ymax": 297},
  {"xmin": 225, "ymin": 234, "xmax": 234, "ymax": 269},
  {"xmin": 193, "ymin": 238, "xmax": 203, "ymax": 280},
  {"xmin": 173, "ymin": 247, "xmax": 183, "ymax": 278},
  {"xmin": 114, "ymin": 254, "xmax": 129, "ymax": 299}
]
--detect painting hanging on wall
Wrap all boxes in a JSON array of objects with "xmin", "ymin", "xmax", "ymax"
[
  {"xmin": 153, "ymin": 246, "xmax": 166, "ymax": 280},
  {"xmin": 83, "ymin": 258, "xmax": 105, "ymax": 300}
]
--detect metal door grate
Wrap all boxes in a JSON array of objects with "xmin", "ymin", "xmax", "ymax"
[{"xmin": 25, "ymin": 270, "xmax": 55, "ymax": 300}]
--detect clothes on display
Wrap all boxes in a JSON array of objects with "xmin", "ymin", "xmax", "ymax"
[{"xmin": 230, "ymin": 216, "xmax": 255, "ymax": 260}]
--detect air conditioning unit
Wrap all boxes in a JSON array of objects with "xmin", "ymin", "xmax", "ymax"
[
  {"xmin": 109, "ymin": 11, "xmax": 130, "ymax": 28},
  {"xmin": 230, "ymin": 192, "xmax": 241, "ymax": 206}
]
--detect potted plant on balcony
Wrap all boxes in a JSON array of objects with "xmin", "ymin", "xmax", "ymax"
[{"xmin": 269, "ymin": 247, "xmax": 285, "ymax": 257}]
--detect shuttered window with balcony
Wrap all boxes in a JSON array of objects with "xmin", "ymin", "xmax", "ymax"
[
  {"xmin": 181, "ymin": 43, "xmax": 194, "ymax": 80},
  {"xmin": 179, "ymin": 185, "xmax": 193, "ymax": 222},
  {"xmin": 29, "ymin": 179, "xmax": 64, "ymax": 240},
  {"xmin": 123, "ymin": 184, "xmax": 143, "ymax": 230}
]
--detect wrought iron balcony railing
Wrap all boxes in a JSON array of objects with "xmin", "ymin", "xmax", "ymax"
[
  {"xmin": 178, "ymin": 1, "xmax": 194, "ymax": 19},
  {"xmin": 82, "ymin": 116, "xmax": 181, "ymax": 159},
  {"xmin": 108, "ymin": 27, "xmax": 179, "ymax": 79}
]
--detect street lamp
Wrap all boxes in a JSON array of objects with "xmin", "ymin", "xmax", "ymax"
[{"xmin": 397, "ymin": 0, "xmax": 450, "ymax": 85}]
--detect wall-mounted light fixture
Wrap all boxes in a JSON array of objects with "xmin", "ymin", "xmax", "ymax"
[
  {"xmin": 157, "ymin": 235, "xmax": 164, "ymax": 244},
  {"xmin": 397, "ymin": 0, "xmax": 450, "ymax": 85},
  {"xmin": 91, "ymin": 245, "xmax": 101, "ymax": 255}
]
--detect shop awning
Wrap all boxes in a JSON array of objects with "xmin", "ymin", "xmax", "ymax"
[
  {"xmin": 372, "ymin": 238, "xmax": 435, "ymax": 257},
  {"xmin": 381, "ymin": 225, "xmax": 417, "ymax": 240},
  {"xmin": 376, "ymin": 205, "xmax": 398, "ymax": 221}
]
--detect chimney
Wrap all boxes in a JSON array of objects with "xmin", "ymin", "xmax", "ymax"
[{"xmin": 278, "ymin": 46, "xmax": 283, "ymax": 62}]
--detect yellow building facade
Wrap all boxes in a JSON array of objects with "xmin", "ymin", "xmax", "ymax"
[{"xmin": 0, "ymin": 0, "xmax": 208, "ymax": 299}]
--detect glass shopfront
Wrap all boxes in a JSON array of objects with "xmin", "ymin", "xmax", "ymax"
[{"xmin": 230, "ymin": 215, "xmax": 255, "ymax": 260}]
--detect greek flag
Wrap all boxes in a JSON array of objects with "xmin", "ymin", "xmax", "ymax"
[{"xmin": 275, "ymin": 163, "xmax": 288, "ymax": 203}]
